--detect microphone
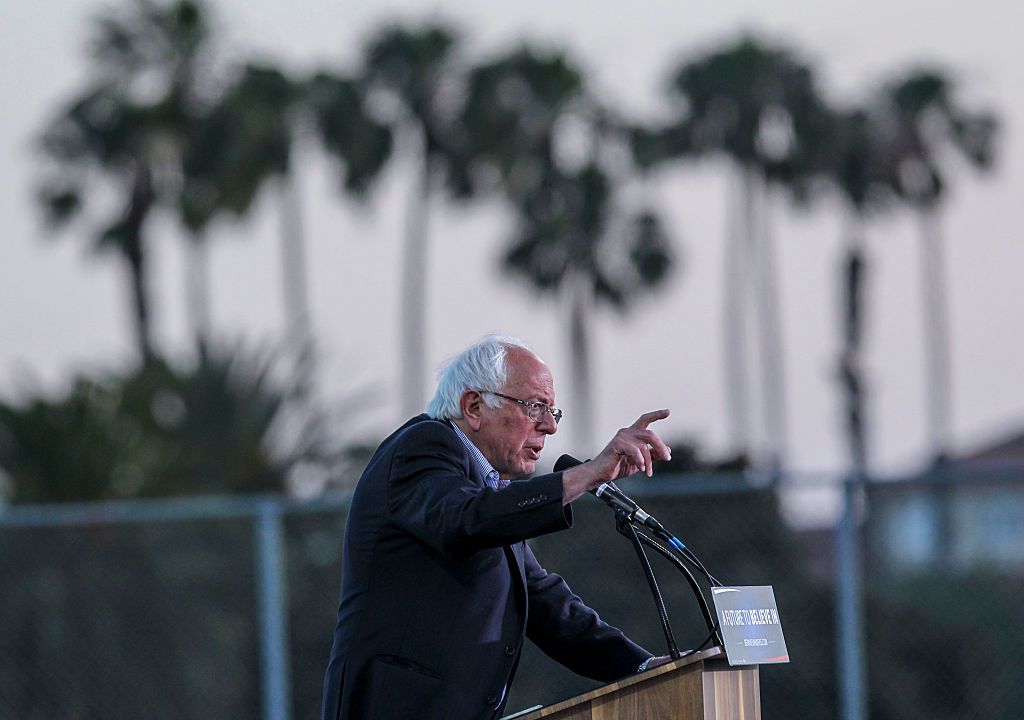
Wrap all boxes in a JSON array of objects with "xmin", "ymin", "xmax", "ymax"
[
  {"xmin": 553, "ymin": 453, "xmax": 584, "ymax": 472},
  {"xmin": 554, "ymin": 454, "xmax": 666, "ymax": 532}
]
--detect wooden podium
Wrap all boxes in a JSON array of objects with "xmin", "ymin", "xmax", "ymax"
[{"xmin": 509, "ymin": 647, "xmax": 760, "ymax": 720}]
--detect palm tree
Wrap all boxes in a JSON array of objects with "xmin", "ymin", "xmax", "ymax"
[
  {"xmin": 820, "ymin": 104, "xmax": 913, "ymax": 720},
  {"xmin": 306, "ymin": 71, "xmax": 394, "ymax": 199},
  {"xmin": 38, "ymin": 81, "xmax": 160, "ymax": 364},
  {"xmin": 881, "ymin": 69, "xmax": 998, "ymax": 463},
  {"xmin": 823, "ymin": 107, "xmax": 902, "ymax": 477},
  {"xmin": 178, "ymin": 66, "xmax": 395, "ymax": 498},
  {"xmin": 183, "ymin": 63, "xmax": 322, "ymax": 387},
  {"xmin": 37, "ymin": 0, "xmax": 217, "ymax": 363},
  {"xmin": 93, "ymin": 0, "xmax": 219, "ymax": 351},
  {"xmin": 512, "ymin": 169, "xmax": 673, "ymax": 453},
  {"xmin": 644, "ymin": 35, "xmax": 829, "ymax": 472},
  {"xmin": 355, "ymin": 23, "xmax": 472, "ymax": 418},
  {"xmin": 0, "ymin": 345, "xmax": 311, "ymax": 501},
  {"xmin": 460, "ymin": 47, "xmax": 674, "ymax": 452}
]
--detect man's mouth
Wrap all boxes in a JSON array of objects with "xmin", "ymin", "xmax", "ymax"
[{"xmin": 525, "ymin": 444, "xmax": 544, "ymax": 460}]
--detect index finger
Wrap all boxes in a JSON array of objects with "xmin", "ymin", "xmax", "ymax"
[
  {"xmin": 638, "ymin": 429, "xmax": 672, "ymax": 463},
  {"xmin": 631, "ymin": 409, "xmax": 670, "ymax": 430}
]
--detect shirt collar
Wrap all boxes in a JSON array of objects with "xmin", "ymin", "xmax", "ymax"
[{"xmin": 448, "ymin": 419, "xmax": 506, "ymax": 489}]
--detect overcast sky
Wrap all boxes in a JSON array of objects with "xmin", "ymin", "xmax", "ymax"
[{"xmin": 2, "ymin": 0, "xmax": 1022, "ymax": 483}]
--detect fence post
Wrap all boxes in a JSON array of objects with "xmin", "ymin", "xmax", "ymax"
[
  {"xmin": 255, "ymin": 498, "xmax": 292, "ymax": 720},
  {"xmin": 836, "ymin": 477, "xmax": 867, "ymax": 720}
]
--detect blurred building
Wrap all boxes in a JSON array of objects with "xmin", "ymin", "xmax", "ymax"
[{"xmin": 869, "ymin": 429, "xmax": 1024, "ymax": 575}]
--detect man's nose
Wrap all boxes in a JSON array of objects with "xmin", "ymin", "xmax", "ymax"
[{"xmin": 537, "ymin": 411, "xmax": 558, "ymax": 434}]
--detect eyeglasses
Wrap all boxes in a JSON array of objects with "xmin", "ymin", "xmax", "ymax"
[{"xmin": 482, "ymin": 391, "xmax": 563, "ymax": 425}]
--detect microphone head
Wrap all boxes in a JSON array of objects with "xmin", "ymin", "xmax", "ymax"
[
  {"xmin": 602, "ymin": 483, "xmax": 640, "ymax": 510},
  {"xmin": 554, "ymin": 454, "xmax": 583, "ymax": 472}
]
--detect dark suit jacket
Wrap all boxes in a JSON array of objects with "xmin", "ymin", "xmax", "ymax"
[{"xmin": 321, "ymin": 415, "xmax": 649, "ymax": 720}]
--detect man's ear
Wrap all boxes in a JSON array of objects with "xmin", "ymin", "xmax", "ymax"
[{"xmin": 460, "ymin": 390, "xmax": 485, "ymax": 431}]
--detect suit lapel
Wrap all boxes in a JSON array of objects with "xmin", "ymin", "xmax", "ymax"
[{"xmin": 504, "ymin": 542, "xmax": 528, "ymax": 612}]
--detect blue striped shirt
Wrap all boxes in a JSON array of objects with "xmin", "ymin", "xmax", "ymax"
[{"xmin": 449, "ymin": 420, "xmax": 506, "ymax": 489}]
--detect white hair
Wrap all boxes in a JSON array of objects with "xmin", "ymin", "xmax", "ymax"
[{"xmin": 426, "ymin": 334, "xmax": 533, "ymax": 420}]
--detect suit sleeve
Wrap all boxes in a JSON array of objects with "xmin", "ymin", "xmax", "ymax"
[
  {"xmin": 386, "ymin": 420, "xmax": 572, "ymax": 556},
  {"xmin": 523, "ymin": 543, "xmax": 650, "ymax": 681}
]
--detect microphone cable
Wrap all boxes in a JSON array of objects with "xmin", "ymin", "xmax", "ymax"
[
  {"xmin": 615, "ymin": 509, "xmax": 681, "ymax": 660},
  {"xmin": 630, "ymin": 526, "xmax": 721, "ymax": 646},
  {"xmin": 657, "ymin": 531, "xmax": 722, "ymax": 588}
]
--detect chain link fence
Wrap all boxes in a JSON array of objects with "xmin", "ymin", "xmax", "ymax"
[
  {"xmin": 861, "ymin": 465, "xmax": 1024, "ymax": 720},
  {"xmin": 2, "ymin": 467, "xmax": 1022, "ymax": 719}
]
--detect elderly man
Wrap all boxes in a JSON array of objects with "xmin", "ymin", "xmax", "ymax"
[{"xmin": 321, "ymin": 335, "xmax": 672, "ymax": 720}]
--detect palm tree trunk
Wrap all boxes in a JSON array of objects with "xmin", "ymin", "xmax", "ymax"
[
  {"xmin": 567, "ymin": 272, "xmax": 595, "ymax": 454},
  {"xmin": 125, "ymin": 164, "xmax": 156, "ymax": 366},
  {"xmin": 124, "ymin": 248, "xmax": 153, "ymax": 366},
  {"xmin": 723, "ymin": 165, "xmax": 752, "ymax": 460},
  {"xmin": 185, "ymin": 234, "xmax": 211, "ymax": 353},
  {"xmin": 840, "ymin": 210, "xmax": 869, "ymax": 478},
  {"xmin": 400, "ymin": 137, "xmax": 431, "ymax": 418},
  {"xmin": 754, "ymin": 176, "xmax": 788, "ymax": 476},
  {"xmin": 918, "ymin": 206, "xmax": 952, "ymax": 463},
  {"xmin": 278, "ymin": 169, "xmax": 314, "ymax": 397},
  {"xmin": 919, "ymin": 206, "xmax": 956, "ymax": 581}
]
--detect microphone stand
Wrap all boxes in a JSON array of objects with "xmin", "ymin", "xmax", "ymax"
[
  {"xmin": 626, "ymin": 526, "xmax": 723, "ymax": 647},
  {"xmin": 597, "ymin": 493, "xmax": 722, "ymax": 649},
  {"xmin": 555, "ymin": 455, "xmax": 724, "ymax": 655},
  {"xmin": 614, "ymin": 509, "xmax": 681, "ymax": 660}
]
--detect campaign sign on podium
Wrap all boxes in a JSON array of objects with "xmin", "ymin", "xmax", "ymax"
[{"xmin": 711, "ymin": 586, "xmax": 790, "ymax": 666}]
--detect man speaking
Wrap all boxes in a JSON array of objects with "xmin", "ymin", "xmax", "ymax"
[{"xmin": 321, "ymin": 335, "xmax": 672, "ymax": 720}]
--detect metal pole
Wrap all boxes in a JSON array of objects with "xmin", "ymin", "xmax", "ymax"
[
  {"xmin": 255, "ymin": 499, "xmax": 292, "ymax": 720},
  {"xmin": 836, "ymin": 477, "xmax": 867, "ymax": 720}
]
